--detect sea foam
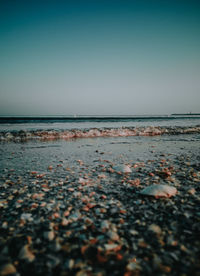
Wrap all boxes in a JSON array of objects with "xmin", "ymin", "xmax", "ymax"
[{"xmin": 0, "ymin": 126, "xmax": 200, "ymax": 142}]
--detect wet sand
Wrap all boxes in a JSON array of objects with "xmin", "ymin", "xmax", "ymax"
[{"xmin": 0, "ymin": 134, "xmax": 200, "ymax": 275}]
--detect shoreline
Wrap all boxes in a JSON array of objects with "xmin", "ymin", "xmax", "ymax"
[{"xmin": 0, "ymin": 125, "xmax": 200, "ymax": 142}]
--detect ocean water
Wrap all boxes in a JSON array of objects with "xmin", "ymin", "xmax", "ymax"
[
  {"xmin": 0, "ymin": 115, "xmax": 200, "ymax": 132},
  {"xmin": 0, "ymin": 116, "xmax": 200, "ymax": 191}
]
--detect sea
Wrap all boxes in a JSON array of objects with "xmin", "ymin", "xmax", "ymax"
[
  {"xmin": 0, "ymin": 114, "xmax": 200, "ymax": 179},
  {"xmin": 0, "ymin": 115, "xmax": 200, "ymax": 132}
]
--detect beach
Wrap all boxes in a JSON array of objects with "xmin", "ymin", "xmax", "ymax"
[
  {"xmin": 1, "ymin": 0, "xmax": 200, "ymax": 274},
  {"xmin": 0, "ymin": 119, "xmax": 200, "ymax": 275}
]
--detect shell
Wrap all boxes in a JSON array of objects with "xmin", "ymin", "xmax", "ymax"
[
  {"xmin": 113, "ymin": 165, "xmax": 132, "ymax": 173},
  {"xmin": 140, "ymin": 184, "xmax": 177, "ymax": 198}
]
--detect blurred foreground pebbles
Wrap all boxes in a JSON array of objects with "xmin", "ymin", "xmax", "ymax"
[{"xmin": 0, "ymin": 148, "xmax": 200, "ymax": 275}]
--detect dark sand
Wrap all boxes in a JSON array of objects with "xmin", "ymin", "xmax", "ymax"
[{"xmin": 0, "ymin": 134, "xmax": 200, "ymax": 275}]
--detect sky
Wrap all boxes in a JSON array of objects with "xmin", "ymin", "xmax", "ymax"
[{"xmin": 0, "ymin": 0, "xmax": 200, "ymax": 116}]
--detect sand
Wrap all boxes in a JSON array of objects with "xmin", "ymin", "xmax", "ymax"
[{"xmin": 0, "ymin": 134, "xmax": 199, "ymax": 275}]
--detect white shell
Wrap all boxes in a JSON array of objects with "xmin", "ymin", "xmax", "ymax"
[
  {"xmin": 113, "ymin": 165, "xmax": 132, "ymax": 173},
  {"xmin": 140, "ymin": 184, "xmax": 177, "ymax": 198}
]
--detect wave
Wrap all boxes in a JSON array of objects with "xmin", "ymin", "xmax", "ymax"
[{"xmin": 0, "ymin": 126, "xmax": 200, "ymax": 142}]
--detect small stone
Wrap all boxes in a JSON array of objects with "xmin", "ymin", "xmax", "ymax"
[
  {"xmin": 167, "ymin": 236, "xmax": 178, "ymax": 246},
  {"xmin": 98, "ymin": 174, "xmax": 107, "ymax": 179},
  {"xmin": 180, "ymin": 244, "xmax": 188, "ymax": 252},
  {"xmin": 148, "ymin": 224, "xmax": 162, "ymax": 235},
  {"xmin": 44, "ymin": 231, "xmax": 55, "ymax": 241},
  {"xmin": 188, "ymin": 188, "xmax": 196, "ymax": 195},
  {"xmin": 100, "ymin": 220, "xmax": 110, "ymax": 231},
  {"xmin": 113, "ymin": 165, "xmax": 132, "ymax": 173},
  {"xmin": 61, "ymin": 218, "xmax": 69, "ymax": 226},
  {"xmin": 76, "ymin": 270, "xmax": 88, "ymax": 276},
  {"xmin": 0, "ymin": 263, "xmax": 17, "ymax": 275},
  {"xmin": 129, "ymin": 178, "xmax": 140, "ymax": 186},
  {"xmin": 21, "ymin": 213, "xmax": 33, "ymax": 221},
  {"xmin": 153, "ymin": 254, "xmax": 162, "ymax": 268},
  {"xmin": 77, "ymin": 159, "xmax": 83, "ymax": 165},
  {"xmin": 53, "ymin": 239, "xmax": 61, "ymax": 252},
  {"xmin": 126, "ymin": 261, "xmax": 141, "ymax": 271},
  {"xmin": 68, "ymin": 187, "xmax": 74, "ymax": 192},
  {"xmin": 46, "ymin": 255, "xmax": 60, "ymax": 268},
  {"xmin": 69, "ymin": 211, "xmax": 81, "ymax": 222},
  {"xmin": 64, "ymin": 259, "xmax": 74, "ymax": 270},
  {"xmin": 107, "ymin": 230, "xmax": 119, "ymax": 241},
  {"xmin": 138, "ymin": 239, "xmax": 148, "ymax": 248},
  {"xmin": 130, "ymin": 230, "xmax": 139, "ymax": 236},
  {"xmin": 18, "ymin": 244, "xmax": 35, "ymax": 262},
  {"xmin": 2, "ymin": 221, "xmax": 8, "ymax": 229},
  {"xmin": 105, "ymin": 244, "xmax": 119, "ymax": 250},
  {"xmin": 159, "ymin": 264, "xmax": 171, "ymax": 273}
]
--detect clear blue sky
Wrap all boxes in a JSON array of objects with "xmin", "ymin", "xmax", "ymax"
[{"xmin": 0, "ymin": 0, "xmax": 200, "ymax": 115}]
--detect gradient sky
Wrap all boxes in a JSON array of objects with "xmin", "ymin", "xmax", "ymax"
[{"xmin": 0, "ymin": 0, "xmax": 200, "ymax": 115}]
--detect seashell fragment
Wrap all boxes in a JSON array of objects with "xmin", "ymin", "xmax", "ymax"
[
  {"xmin": 140, "ymin": 184, "xmax": 177, "ymax": 198},
  {"xmin": 113, "ymin": 165, "xmax": 132, "ymax": 173}
]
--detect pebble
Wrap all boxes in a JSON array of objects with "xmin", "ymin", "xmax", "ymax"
[
  {"xmin": 2, "ymin": 222, "xmax": 8, "ymax": 229},
  {"xmin": 100, "ymin": 220, "xmax": 110, "ymax": 231},
  {"xmin": 20, "ymin": 213, "xmax": 33, "ymax": 221},
  {"xmin": 61, "ymin": 218, "xmax": 69, "ymax": 226},
  {"xmin": 0, "ymin": 263, "xmax": 17, "ymax": 276},
  {"xmin": 107, "ymin": 230, "xmax": 120, "ymax": 241},
  {"xmin": 188, "ymin": 188, "xmax": 196, "ymax": 195},
  {"xmin": 126, "ymin": 261, "xmax": 141, "ymax": 272},
  {"xmin": 44, "ymin": 231, "xmax": 55, "ymax": 241},
  {"xmin": 64, "ymin": 259, "xmax": 75, "ymax": 270},
  {"xmin": 18, "ymin": 244, "xmax": 35, "ymax": 262},
  {"xmin": 148, "ymin": 224, "xmax": 162, "ymax": 235},
  {"xmin": 0, "ymin": 141, "xmax": 199, "ymax": 276},
  {"xmin": 104, "ymin": 244, "xmax": 119, "ymax": 250},
  {"xmin": 129, "ymin": 229, "xmax": 139, "ymax": 236}
]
